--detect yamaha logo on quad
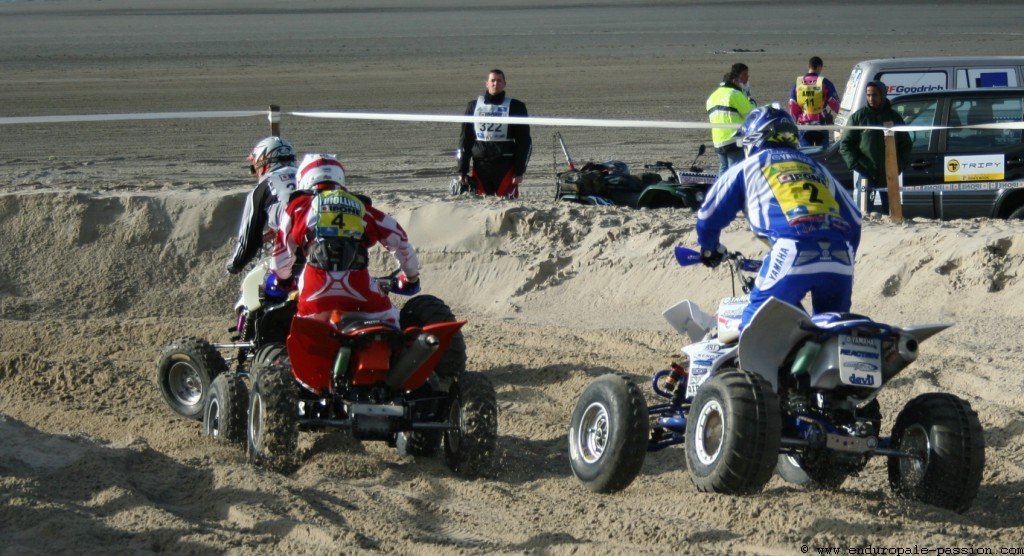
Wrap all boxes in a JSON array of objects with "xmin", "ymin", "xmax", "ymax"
[{"xmin": 847, "ymin": 372, "xmax": 876, "ymax": 386}]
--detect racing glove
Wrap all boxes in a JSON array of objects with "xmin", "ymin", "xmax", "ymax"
[
  {"xmin": 393, "ymin": 273, "xmax": 421, "ymax": 296},
  {"xmin": 700, "ymin": 245, "xmax": 728, "ymax": 268}
]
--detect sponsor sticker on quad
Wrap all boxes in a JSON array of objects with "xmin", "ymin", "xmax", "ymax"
[
  {"xmin": 838, "ymin": 335, "xmax": 882, "ymax": 388},
  {"xmin": 683, "ymin": 340, "xmax": 728, "ymax": 398},
  {"xmin": 944, "ymin": 154, "xmax": 1005, "ymax": 182}
]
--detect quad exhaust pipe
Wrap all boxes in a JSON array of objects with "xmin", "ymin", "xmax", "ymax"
[
  {"xmin": 883, "ymin": 333, "xmax": 920, "ymax": 380},
  {"xmin": 384, "ymin": 333, "xmax": 440, "ymax": 389}
]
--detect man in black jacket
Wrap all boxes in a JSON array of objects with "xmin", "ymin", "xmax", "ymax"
[
  {"xmin": 839, "ymin": 81, "xmax": 912, "ymax": 214},
  {"xmin": 225, "ymin": 136, "xmax": 297, "ymax": 274},
  {"xmin": 456, "ymin": 69, "xmax": 532, "ymax": 198}
]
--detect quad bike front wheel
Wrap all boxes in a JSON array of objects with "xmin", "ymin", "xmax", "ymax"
[
  {"xmin": 247, "ymin": 361, "xmax": 299, "ymax": 474},
  {"xmin": 685, "ymin": 370, "xmax": 781, "ymax": 495},
  {"xmin": 568, "ymin": 373, "xmax": 649, "ymax": 493},
  {"xmin": 156, "ymin": 337, "xmax": 228, "ymax": 420},
  {"xmin": 249, "ymin": 342, "xmax": 286, "ymax": 384},
  {"xmin": 887, "ymin": 393, "xmax": 985, "ymax": 513},
  {"xmin": 203, "ymin": 373, "xmax": 249, "ymax": 445},
  {"xmin": 443, "ymin": 372, "xmax": 498, "ymax": 476}
]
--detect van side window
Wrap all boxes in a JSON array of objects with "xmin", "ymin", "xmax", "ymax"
[
  {"xmin": 893, "ymin": 99, "xmax": 939, "ymax": 153},
  {"xmin": 954, "ymin": 68, "xmax": 1017, "ymax": 89},
  {"xmin": 948, "ymin": 97, "xmax": 1023, "ymax": 150}
]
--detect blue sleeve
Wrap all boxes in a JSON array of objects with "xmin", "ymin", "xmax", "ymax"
[
  {"xmin": 824, "ymin": 78, "xmax": 839, "ymax": 101},
  {"xmin": 696, "ymin": 164, "xmax": 747, "ymax": 250}
]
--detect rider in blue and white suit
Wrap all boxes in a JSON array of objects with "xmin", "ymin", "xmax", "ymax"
[{"xmin": 696, "ymin": 106, "xmax": 862, "ymax": 329}]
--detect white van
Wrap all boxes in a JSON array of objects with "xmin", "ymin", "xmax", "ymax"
[{"xmin": 834, "ymin": 56, "xmax": 1024, "ymax": 127}]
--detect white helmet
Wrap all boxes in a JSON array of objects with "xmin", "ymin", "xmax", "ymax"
[
  {"xmin": 248, "ymin": 136, "xmax": 295, "ymax": 173},
  {"xmin": 297, "ymin": 153, "xmax": 346, "ymax": 192}
]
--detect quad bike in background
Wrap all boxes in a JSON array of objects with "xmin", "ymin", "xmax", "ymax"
[
  {"xmin": 156, "ymin": 258, "xmax": 295, "ymax": 422},
  {"xmin": 240, "ymin": 276, "xmax": 497, "ymax": 476},
  {"xmin": 552, "ymin": 132, "xmax": 715, "ymax": 209},
  {"xmin": 568, "ymin": 246, "xmax": 985, "ymax": 513}
]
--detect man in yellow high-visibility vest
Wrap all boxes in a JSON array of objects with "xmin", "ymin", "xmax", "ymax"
[{"xmin": 705, "ymin": 63, "xmax": 755, "ymax": 172}]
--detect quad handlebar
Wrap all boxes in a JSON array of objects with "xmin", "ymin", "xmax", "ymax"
[{"xmin": 673, "ymin": 246, "xmax": 761, "ymax": 295}]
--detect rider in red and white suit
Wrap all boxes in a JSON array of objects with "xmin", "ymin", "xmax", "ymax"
[{"xmin": 270, "ymin": 154, "xmax": 420, "ymax": 326}]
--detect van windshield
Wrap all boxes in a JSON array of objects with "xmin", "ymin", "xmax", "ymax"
[{"xmin": 840, "ymin": 66, "xmax": 863, "ymax": 112}]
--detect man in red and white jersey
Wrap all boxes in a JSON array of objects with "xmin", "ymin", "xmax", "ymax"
[{"xmin": 270, "ymin": 154, "xmax": 420, "ymax": 326}]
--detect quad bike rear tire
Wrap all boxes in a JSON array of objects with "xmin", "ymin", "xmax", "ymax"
[
  {"xmin": 443, "ymin": 372, "xmax": 498, "ymax": 476},
  {"xmin": 399, "ymin": 295, "xmax": 466, "ymax": 379},
  {"xmin": 685, "ymin": 370, "xmax": 781, "ymax": 495},
  {"xmin": 776, "ymin": 400, "xmax": 881, "ymax": 490},
  {"xmin": 247, "ymin": 361, "xmax": 299, "ymax": 473},
  {"xmin": 203, "ymin": 373, "xmax": 248, "ymax": 445},
  {"xmin": 887, "ymin": 393, "xmax": 985, "ymax": 513},
  {"xmin": 156, "ymin": 337, "xmax": 228, "ymax": 420},
  {"xmin": 568, "ymin": 373, "xmax": 649, "ymax": 493}
]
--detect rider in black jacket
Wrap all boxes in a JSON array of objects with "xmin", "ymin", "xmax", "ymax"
[
  {"xmin": 457, "ymin": 69, "xmax": 532, "ymax": 198},
  {"xmin": 225, "ymin": 136, "xmax": 297, "ymax": 274}
]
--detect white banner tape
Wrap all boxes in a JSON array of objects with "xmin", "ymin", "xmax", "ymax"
[
  {"xmin": 0, "ymin": 110, "xmax": 264, "ymax": 125},
  {"xmin": 1, "ymin": 108, "xmax": 1023, "ymax": 133},
  {"xmin": 289, "ymin": 111, "xmax": 1024, "ymax": 132}
]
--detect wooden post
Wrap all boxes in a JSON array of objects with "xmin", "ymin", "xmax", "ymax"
[
  {"xmin": 883, "ymin": 121, "xmax": 903, "ymax": 224},
  {"xmin": 269, "ymin": 104, "xmax": 281, "ymax": 136}
]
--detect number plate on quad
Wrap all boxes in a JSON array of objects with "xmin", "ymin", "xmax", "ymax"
[{"xmin": 837, "ymin": 335, "xmax": 882, "ymax": 388}]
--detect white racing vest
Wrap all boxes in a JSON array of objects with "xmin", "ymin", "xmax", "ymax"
[{"xmin": 474, "ymin": 95, "xmax": 512, "ymax": 142}]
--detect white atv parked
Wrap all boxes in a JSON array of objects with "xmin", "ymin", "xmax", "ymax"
[{"xmin": 568, "ymin": 246, "xmax": 984, "ymax": 513}]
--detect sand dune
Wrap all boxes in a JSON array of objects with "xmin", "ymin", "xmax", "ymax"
[{"xmin": 4, "ymin": 0, "xmax": 1024, "ymax": 553}]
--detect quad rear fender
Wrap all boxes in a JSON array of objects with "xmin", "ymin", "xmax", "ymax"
[
  {"xmin": 398, "ymin": 321, "xmax": 466, "ymax": 392},
  {"xmin": 899, "ymin": 323, "xmax": 953, "ymax": 344},
  {"xmin": 737, "ymin": 298, "xmax": 814, "ymax": 391},
  {"xmin": 636, "ymin": 183, "xmax": 685, "ymax": 209},
  {"xmin": 286, "ymin": 316, "xmax": 341, "ymax": 394}
]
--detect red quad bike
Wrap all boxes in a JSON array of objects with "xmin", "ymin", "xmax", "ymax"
[{"xmin": 229, "ymin": 277, "xmax": 498, "ymax": 476}]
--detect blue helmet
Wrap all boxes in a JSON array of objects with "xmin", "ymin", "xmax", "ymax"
[{"xmin": 738, "ymin": 106, "xmax": 800, "ymax": 157}]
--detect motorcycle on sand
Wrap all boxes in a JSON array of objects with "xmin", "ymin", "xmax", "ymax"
[
  {"xmin": 157, "ymin": 261, "xmax": 497, "ymax": 476},
  {"xmin": 568, "ymin": 246, "xmax": 984, "ymax": 512}
]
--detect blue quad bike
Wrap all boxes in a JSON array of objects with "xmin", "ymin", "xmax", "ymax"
[{"xmin": 568, "ymin": 247, "xmax": 985, "ymax": 513}]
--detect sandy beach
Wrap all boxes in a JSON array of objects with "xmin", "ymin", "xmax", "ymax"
[{"xmin": 2, "ymin": 1, "xmax": 1024, "ymax": 553}]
